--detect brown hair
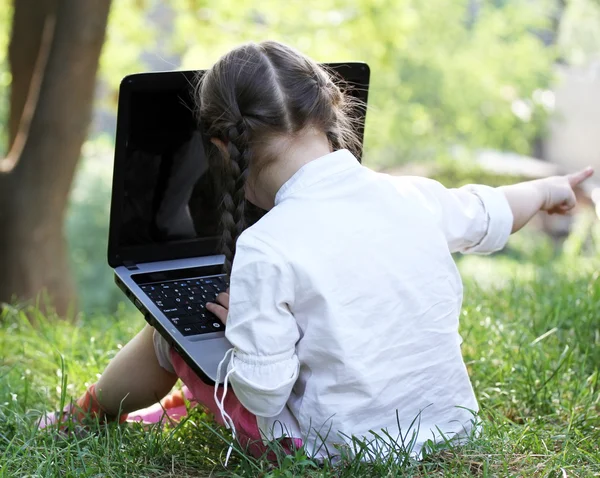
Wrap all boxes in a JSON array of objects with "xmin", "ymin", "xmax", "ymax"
[{"xmin": 197, "ymin": 41, "xmax": 362, "ymax": 274}]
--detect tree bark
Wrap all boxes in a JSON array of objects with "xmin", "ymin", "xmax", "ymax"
[
  {"xmin": 7, "ymin": 0, "xmax": 58, "ymax": 151},
  {"xmin": 0, "ymin": 0, "xmax": 112, "ymax": 316}
]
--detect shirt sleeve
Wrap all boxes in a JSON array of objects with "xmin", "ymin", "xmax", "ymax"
[
  {"xmin": 389, "ymin": 175, "xmax": 514, "ymax": 255},
  {"xmin": 224, "ymin": 233, "xmax": 300, "ymax": 418}
]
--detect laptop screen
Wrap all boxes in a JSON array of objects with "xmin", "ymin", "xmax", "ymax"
[{"xmin": 109, "ymin": 64, "xmax": 370, "ymax": 266}]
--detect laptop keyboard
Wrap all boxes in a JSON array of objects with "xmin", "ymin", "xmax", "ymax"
[{"xmin": 140, "ymin": 275, "xmax": 229, "ymax": 337}]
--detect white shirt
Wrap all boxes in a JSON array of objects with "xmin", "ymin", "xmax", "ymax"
[{"xmin": 224, "ymin": 149, "xmax": 513, "ymax": 459}]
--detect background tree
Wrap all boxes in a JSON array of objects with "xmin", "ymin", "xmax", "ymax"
[{"xmin": 0, "ymin": 0, "xmax": 112, "ymax": 316}]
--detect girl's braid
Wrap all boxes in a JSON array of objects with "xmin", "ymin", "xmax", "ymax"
[{"xmin": 219, "ymin": 120, "xmax": 250, "ymax": 275}]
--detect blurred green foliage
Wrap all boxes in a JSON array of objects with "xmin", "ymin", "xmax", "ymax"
[
  {"xmin": 100, "ymin": 0, "xmax": 158, "ymax": 92},
  {"xmin": 65, "ymin": 139, "xmax": 127, "ymax": 314},
  {"xmin": 2, "ymin": 0, "xmax": 600, "ymax": 161},
  {"xmin": 99, "ymin": 0, "xmax": 558, "ymax": 166},
  {"xmin": 558, "ymin": 0, "xmax": 600, "ymax": 64},
  {"xmin": 419, "ymin": 158, "xmax": 530, "ymax": 188}
]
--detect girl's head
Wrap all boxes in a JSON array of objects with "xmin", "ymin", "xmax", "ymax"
[{"xmin": 197, "ymin": 41, "xmax": 361, "ymax": 273}]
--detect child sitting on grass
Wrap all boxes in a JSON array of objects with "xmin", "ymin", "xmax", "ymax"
[{"xmin": 40, "ymin": 40, "xmax": 593, "ymax": 462}]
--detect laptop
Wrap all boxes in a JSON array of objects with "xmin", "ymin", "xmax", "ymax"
[{"xmin": 107, "ymin": 63, "xmax": 370, "ymax": 384}]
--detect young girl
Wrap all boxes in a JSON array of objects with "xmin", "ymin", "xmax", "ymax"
[{"xmin": 41, "ymin": 41, "xmax": 593, "ymax": 461}]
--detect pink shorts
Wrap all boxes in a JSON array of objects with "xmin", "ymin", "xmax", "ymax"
[{"xmin": 161, "ymin": 339, "xmax": 302, "ymax": 458}]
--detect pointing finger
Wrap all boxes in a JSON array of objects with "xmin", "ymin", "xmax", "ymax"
[{"xmin": 567, "ymin": 166, "xmax": 594, "ymax": 188}]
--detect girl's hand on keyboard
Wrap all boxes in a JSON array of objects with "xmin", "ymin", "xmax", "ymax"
[{"xmin": 206, "ymin": 289, "xmax": 229, "ymax": 325}]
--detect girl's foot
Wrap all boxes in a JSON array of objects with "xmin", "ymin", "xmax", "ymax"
[
  {"xmin": 127, "ymin": 385, "xmax": 197, "ymax": 425},
  {"xmin": 37, "ymin": 403, "xmax": 79, "ymax": 430},
  {"xmin": 37, "ymin": 383, "xmax": 127, "ymax": 431}
]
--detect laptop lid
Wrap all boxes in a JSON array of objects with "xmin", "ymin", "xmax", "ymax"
[{"xmin": 108, "ymin": 63, "xmax": 370, "ymax": 268}]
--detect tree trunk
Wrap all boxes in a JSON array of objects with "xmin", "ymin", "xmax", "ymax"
[
  {"xmin": 8, "ymin": 0, "xmax": 58, "ymax": 151},
  {"xmin": 0, "ymin": 0, "xmax": 112, "ymax": 316}
]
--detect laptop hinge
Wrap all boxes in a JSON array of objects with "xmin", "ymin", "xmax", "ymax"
[{"xmin": 123, "ymin": 260, "xmax": 139, "ymax": 271}]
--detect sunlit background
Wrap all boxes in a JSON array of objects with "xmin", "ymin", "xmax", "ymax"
[{"xmin": 1, "ymin": 0, "xmax": 599, "ymax": 314}]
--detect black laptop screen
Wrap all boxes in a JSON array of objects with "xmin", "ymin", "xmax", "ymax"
[
  {"xmin": 112, "ymin": 64, "xmax": 369, "ymax": 263},
  {"xmin": 120, "ymin": 87, "xmax": 222, "ymax": 248}
]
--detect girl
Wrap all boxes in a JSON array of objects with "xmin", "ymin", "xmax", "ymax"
[{"xmin": 41, "ymin": 41, "xmax": 592, "ymax": 462}]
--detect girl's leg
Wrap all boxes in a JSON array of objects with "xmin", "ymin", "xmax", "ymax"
[{"xmin": 93, "ymin": 324, "xmax": 178, "ymax": 415}]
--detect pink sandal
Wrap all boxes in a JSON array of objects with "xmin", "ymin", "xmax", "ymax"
[
  {"xmin": 38, "ymin": 385, "xmax": 197, "ymax": 430},
  {"xmin": 126, "ymin": 385, "xmax": 197, "ymax": 425}
]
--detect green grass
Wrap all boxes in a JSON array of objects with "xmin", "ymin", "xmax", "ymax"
[{"xmin": 1, "ymin": 235, "xmax": 600, "ymax": 477}]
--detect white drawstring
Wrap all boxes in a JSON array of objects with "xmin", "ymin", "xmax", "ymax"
[{"xmin": 214, "ymin": 348, "xmax": 237, "ymax": 467}]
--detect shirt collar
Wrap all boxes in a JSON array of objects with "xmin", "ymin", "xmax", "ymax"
[{"xmin": 274, "ymin": 149, "xmax": 360, "ymax": 206}]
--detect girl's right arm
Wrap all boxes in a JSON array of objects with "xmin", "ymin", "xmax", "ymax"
[{"xmin": 216, "ymin": 234, "xmax": 300, "ymax": 418}]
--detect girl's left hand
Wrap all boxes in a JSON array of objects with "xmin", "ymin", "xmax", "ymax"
[{"xmin": 206, "ymin": 289, "xmax": 229, "ymax": 325}]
